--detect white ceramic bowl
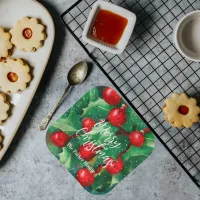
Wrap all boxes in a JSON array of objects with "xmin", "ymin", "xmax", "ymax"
[
  {"xmin": 174, "ymin": 10, "xmax": 200, "ymax": 62},
  {"xmin": 82, "ymin": 0, "xmax": 136, "ymax": 54}
]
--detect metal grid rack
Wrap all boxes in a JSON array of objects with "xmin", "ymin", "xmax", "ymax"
[{"xmin": 61, "ymin": 0, "xmax": 200, "ymax": 188}]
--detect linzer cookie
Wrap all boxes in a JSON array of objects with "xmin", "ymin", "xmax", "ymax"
[
  {"xmin": 10, "ymin": 17, "xmax": 46, "ymax": 52},
  {"xmin": 46, "ymin": 86, "xmax": 155, "ymax": 195},
  {"xmin": 0, "ymin": 58, "xmax": 31, "ymax": 93},
  {"xmin": 163, "ymin": 93, "xmax": 200, "ymax": 128},
  {"xmin": 0, "ymin": 93, "xmax": 10, "ymax": 124},
  {"xmin": 0, "ymin": 27, "xmax": 12, "ymax": 58}
]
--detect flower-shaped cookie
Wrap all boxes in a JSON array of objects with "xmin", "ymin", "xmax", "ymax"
[
  {"xmin": 0, "ymin": 93, "xmax": 10, "ymax": 124},
  {"xmin": 0, "ymin": 27, "xmax": 12, "ymax": 58},
  {"xmin": 163, "ymin": 93, "xmax": 200, "ymax": 128},
  {"xmin": 10, "ymin": 17, "xmax": 46, "ymax": 52},
  {"xmin": 0, "ymin": 131, "xmax": 3, "ymax": 150},
  {"xmin": 0, "ymin": 58, "xmax": 31, "ymax": 93}
]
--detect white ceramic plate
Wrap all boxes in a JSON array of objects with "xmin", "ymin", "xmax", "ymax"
[
  {"xmin": 82, "ymin": 0, "xmax": 136, "ymax": 54},
  {"xmin": 0, "ymin": 0, "xmax": 55, "ymax": 160}
]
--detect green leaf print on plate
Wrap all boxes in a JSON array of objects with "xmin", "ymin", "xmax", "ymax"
[{"xmin": 46, "ymin": 86, "xmax": 155, "ymax": 195}]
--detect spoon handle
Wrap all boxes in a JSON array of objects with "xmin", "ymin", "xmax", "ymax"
[{"xmin": 39, "ymin": 85, "xmax": 72, "ymax": 131}]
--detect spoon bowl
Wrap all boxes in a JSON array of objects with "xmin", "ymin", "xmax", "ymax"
[{"xmin": 68, "ymin": 61, "xmax": 88, "ymax": 85}]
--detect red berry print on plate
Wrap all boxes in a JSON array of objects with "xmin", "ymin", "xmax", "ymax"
[
  {"xmin": 108, "ymin": 105, "xmax": 127, "ymax": 127},
  {"xmin": 82, "ymin": 118, "xmax": 96, "ymax": 132},
  {"xmin": 78, "ymin": 143, "xmax": 97, "ymax": 161},
  {"xmin": 76, "ymin": 168, "xmax": 95, "ymax": 187},
  {"xmin": 51, "ymin": 131, "xmax": 69, "ymax": 147},
  {"xmin": 129, "ymin": 131, "xmax": 145, "ymax": 147},
  {"xmin": 102, "ymin": 87, "xmax": 121, "ymax": 105},
  {"xmin": 105, "ymin": 157, "xmax": 124, "ymax": 174}
]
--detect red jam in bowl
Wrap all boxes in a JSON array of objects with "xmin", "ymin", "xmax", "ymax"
[{"xmin": 91, "ymin": 10, "xmax": 128, "ymax": 45}]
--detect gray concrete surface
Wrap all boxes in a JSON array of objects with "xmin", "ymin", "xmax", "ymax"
[{"xmin": 0, "ymin": 0, "xmax": 200, "ymax": 199}]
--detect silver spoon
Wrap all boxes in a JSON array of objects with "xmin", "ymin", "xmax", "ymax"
[{"xmin": 39, "ymin": 61, "xmax": 88, "ymax": 131}]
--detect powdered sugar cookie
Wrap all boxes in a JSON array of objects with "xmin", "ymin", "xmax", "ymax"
[
  {"xmin": 10, "ymin": 17, "xmax": 46, "ymax": 52},
  {"xmin": 0, "ymin": 93, "xmax": 10, "ymax": 124},
  {"xmin": 0, "ymin": 27, "xmax": 12, "ymax": 58},
  {"xmin": 163, "ymin": 93, "xmax": 200, "ymax": 128},
  {"xmin": 0, "ymin": 58, "xmax": 31, "ymax": 93}
]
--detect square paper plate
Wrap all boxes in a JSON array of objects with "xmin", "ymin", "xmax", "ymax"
[{"xmin": 46, "ymin": 86, "xmax": 154, "ymax": 195}]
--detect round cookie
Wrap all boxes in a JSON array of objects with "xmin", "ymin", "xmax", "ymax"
[
  {"xmin": 0, "ymin": 93, "xmax": 10, "ymax": 124},
  {"xmin": 10, "ymin": 17, "xmax": 46, "ymax": 52},
  {"xmin": 163, "ymin": 93, "xmax": 200, "ymax": 128},
  {"xmin": 0, "ymin": 58, "xmax": 31, "ymax": 93},
  {"xmin": 0, "ymin": 27, "xmax": 12, "ymax": 58}
]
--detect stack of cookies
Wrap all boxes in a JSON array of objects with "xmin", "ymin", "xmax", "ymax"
[{"xmin": 0, "ymin": 17, "xmax": 46, "ymax": 150}]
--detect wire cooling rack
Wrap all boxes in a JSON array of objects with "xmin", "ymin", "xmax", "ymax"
[{"xmin": 61, "ymin": 0, "xmax": 200, "ymax": 188}]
